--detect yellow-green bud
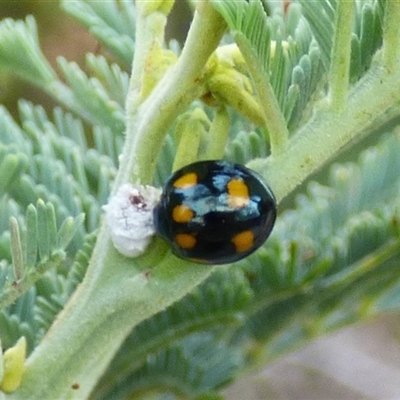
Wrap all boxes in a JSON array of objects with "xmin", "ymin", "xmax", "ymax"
[
  {"xmin": 0, "ymin": 337, "xmax": 26, "ymax": 393},
  {"xmin": 140, "ymin": 42, "xmax": 177, "ymax": 100}
]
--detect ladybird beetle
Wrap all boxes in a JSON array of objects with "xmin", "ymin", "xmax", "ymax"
[{"xmin": 153, "ymin": 160, "xmax": 277, "ymax": 264}]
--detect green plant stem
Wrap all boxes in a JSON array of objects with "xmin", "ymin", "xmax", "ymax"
[
  {"xmin": 0, "ymin": 253, "xmax": 64, "ymax": 311},
  {"xmin": 7, "ymin": 3, "xmax": 226, "ymax": 399},
  {"xmin": 235, "ymin": 35, "xmax": 289, "ymax": 155},
  {"xmin": 128, "ymin": 1, "xmax": 226, "ymax": 183},
  {"xmin": 119, "ymin": 1, "xmax": 227, "ymax": 185},
  {"xmin": 328, "ymin": 0, "xmax": 354, "ymax": 112},
  {"xmin": 248, "ymin": 53, "xmax": 400, "ymax": 202},
  {"xmin": 128, "ymin": 1, "xmax": 171, "ymax": 97},
  {"xmin": 383, "ymin": 0, "xmax": 400, "ymax": 71}
]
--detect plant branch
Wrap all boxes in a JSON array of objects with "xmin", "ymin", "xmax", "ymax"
[
  {"xmin": 235, "ymin": 35, "xmax": 289, "ymax": 155},
  {"xmin": 328, "ymin": 0, "xmax": 354, "ymax": 112},
  {"xmin": 119, "ymin": 1, "xmax": 227, "ymax": 185},
  {"xmin": 128, "ymin": 1, "xmax": 172, "ymax": 98}
]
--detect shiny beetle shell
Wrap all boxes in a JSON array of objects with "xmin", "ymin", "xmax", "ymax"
[{"xmin": 153, "ymin": 160, "xmax": 277, "ymax": 264}]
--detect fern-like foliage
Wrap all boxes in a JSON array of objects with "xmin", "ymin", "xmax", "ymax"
[
  {"xmin": 212, "ymin": 0, "xmax": 387, "ymax": 133},
  {"xmin": 300, "ymin": 0, "xmax": 385, "ymax": 80},
  {"xmin": 56, "ymin": 57, "xmax": 126, "ymax": 135},
  {"xmin": 0, "ymin": 200, "xmax": 84, "ymax": 351},
  {"xmin": 60, "ymin": 0, "xmax": 136, "ymax": 66},
  {"xmin": 0, "ymin": 16, "xmax": 56, "ymax": 86},
  {"xmin": 0, "ymin": 15, "xmax": 128, "ymax": 133},
  {"xmin": 211, "ymin": 0, "xmax": 325, "ymax": 131}
]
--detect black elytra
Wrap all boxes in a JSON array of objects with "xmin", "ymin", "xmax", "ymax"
[{"xmin": 153, "ymin": 160, "xmax": 277, "ymax": 264}]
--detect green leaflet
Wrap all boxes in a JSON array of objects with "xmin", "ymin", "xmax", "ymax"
[
  {"xmin": 56, "ymin": 57, "xmax": 125, "ymax": 135},
  {"xmin": 85, "ymin": 54, "xmax": 130, "ymax": 109},
  {"xmin": 0, "ymin": 16, "xmax": 56, "ymax": 86},
  {"xmin": 0, "ymin": 13, "xmax": 129, "ymax": 133},
  {"xmin": 0, "ymin": 144, "xmax": 28, "ymax": 199},
  {"xmin": 0, "ymin": 200, "xmax": 84, "ymax": 311},
  {"xmin": 60, "ymin": 0, "xmax": 136, "ymax": 66}
]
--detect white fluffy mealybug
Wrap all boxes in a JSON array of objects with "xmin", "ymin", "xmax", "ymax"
[{"xmin": 103, "ymin": 183, "xmax": 161, "ymax": 257}]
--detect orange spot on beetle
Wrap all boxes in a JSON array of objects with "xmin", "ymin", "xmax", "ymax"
[
  {"xmin": 172, "ymin": 205, "xmax": 194, "ymax": 223},
  {"xmin": 227, "ymin": 178, "xmax": 250, "ymax": 208},
  {"xmin": 175, "ymin": 233, "xmax": 196, "ymax": 249},
  {"xmin": 173, "ymin": 173, "xmax": 197, "ymax": 189},
  {"xmin": 231, "ymin": 230, "xmax": 254, "ymax": 253}
]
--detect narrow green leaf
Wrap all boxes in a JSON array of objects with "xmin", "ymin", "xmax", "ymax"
[
  {"xmin": 57, "ymin": 57, "xmax": 125, "ymax": 135},
  {"xmin": 328, "ymin": 0, "xmax": 355, "ymax": 111},
  {"xmin": 52, "ymin": 107, "xmax": 87, "ymax": 150},
  {"xmin": 0, "ymin": 147, "xmax": 28, "ymax": 197},
  {"xmin": 36, "ymin": 200, "xmax": 49, "ymax": 260},
  {"xmin": 45, "ymin": 203, "xmax": 57, "ymax": 254},
  {"xmin": 85, "ymin": 54, "xmax": 129, "ymax": 108},
  {"xmin": 0, "ymin": 16, "xmax": 56, "ymax": 86},
  {"xmin": 284, "ymin": 84, "xmax": 300, "ymax": 126},
  {"xmin": 95, "ymin": 267, "xmax": 252, "ymax": 397},
  {"xmin": 359, "ymin": 3, "xmax": 376, "ymax": 69},
  {"xmin": 25, "ymin": 204, "xmax": 38, "ymax": 269},
  {"xmin": 0, "ymin": 261, "xmax": 12, "ymax": 291},
  {"xmin": 0, "ymin": 106, "xmax": 27, "ymax": 151},
  {"xmin": 57, "ymin": 214, "xmax": 85, "ymax": 250},
  {"xmin": 9, "ymin": 218, "xmax": 24, "ymax": 282},
  {"xmin": 270, "ymin": 37, "xmax": 287, "ymax": 107},
  {"xmin": 299, "ymin": 0, "xmax": 334, "ymax": 67},
  {"xmin": 0, "ymin": 154, "xmax": 21, "ymax": 196},
  {"xmin": 92, "ymin": 126, "xmax": 120, "ymax": 165},
  {"xmin": 9, "ymin": 176, "xmax": 39, "ymax": 207},
  {"xmin": 34, "ymin": 292, "xmax": 65, "ymax": 336},
  {"xmin": 225, "ymin": 130, "xmax": 269, "ymax": 164},
  {"xmin": 94, "ymin": 333, "xmax": 243, "ymax": 399},
  {"xmin": 350, "ymin": 34, "xmax": 362, "ymax": 82}
]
